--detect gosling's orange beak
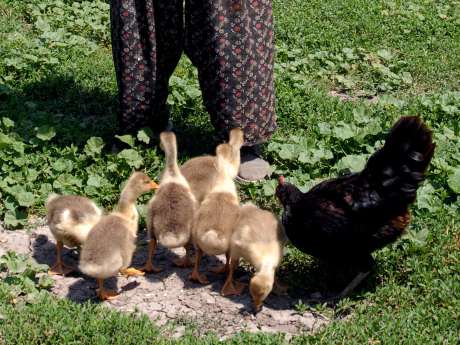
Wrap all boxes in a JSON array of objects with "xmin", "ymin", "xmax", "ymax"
[{"xmin": 150, "ymin": 181, "xmax": 159, "ymax": 190}]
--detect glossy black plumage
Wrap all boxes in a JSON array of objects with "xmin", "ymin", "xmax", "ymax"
[{"xmin": 276, "ymin": 116, "xmax": 435, "ymax": 271}]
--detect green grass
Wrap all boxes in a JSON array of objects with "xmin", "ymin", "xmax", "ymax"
[{"xmin": 1, "ymin": 0, "xmax": 459, "ymax": 343}]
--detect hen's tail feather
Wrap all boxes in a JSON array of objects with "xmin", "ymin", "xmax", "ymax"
[{"xmin": 362, "ymin": 116, "xmax": 435, "ymax": 205}]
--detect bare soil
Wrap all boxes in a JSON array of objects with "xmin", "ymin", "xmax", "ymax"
[{"xmin": 0, "ymin": 225, "xmax": 329, "ymax": 339}]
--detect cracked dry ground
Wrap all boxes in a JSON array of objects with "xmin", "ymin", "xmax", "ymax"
[{"xmin": 0, "ymin": 224, "xmax": 329, "ymax": 338}]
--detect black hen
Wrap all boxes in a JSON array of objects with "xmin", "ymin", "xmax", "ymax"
[{"xmin": 276, "ymin": 116, "xmax": 435, "ymax": 298}]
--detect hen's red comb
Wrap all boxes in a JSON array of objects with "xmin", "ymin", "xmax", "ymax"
[{"xmin": 278, "ymin": 175, "xmax": 285, "ymax": 185}]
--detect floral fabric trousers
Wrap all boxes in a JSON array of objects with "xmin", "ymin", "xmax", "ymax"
[{"xmin": 110, "ymin": 0, "xmax": 277, "ymax": 145}]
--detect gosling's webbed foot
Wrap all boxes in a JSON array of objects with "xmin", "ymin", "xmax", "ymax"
[
  {"xmin": 140, "ymin": 262, "xmax": 162, "ymax": 274},
  {"xmin": 221, "ymin": 281, "xmax": 246, "ymax": 296},
  {"xmin": 48, "ymin": 262, "xmax": 74, "ymax": 276},
  {"xmin": 189, "ymin": 270, "xmax": 209, "ymax": 285},
  {"xmin": 97, "ymin": 288, "xmax": 119, "ymax": 301},
  {"xmin": 173, "ymin": 256, "xmax": 193, "ymax": 268},
  {"xmin": 209, "ymin": 264, "xmax": 227, "ymax": 274},
  {"xmin": 120, "ymin": 267, "xmax": 145, "ymax": 277}
]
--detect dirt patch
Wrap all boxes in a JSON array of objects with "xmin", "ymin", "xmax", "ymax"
[{"xmin": 0, "ymin": 225, "xmax": 329, "ymax": 338}]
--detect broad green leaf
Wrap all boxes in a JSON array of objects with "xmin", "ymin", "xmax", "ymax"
[
  {"xmin": 84, "ymin": 137, "xmax": 105, "ymax": 156},
  {"xmin": 311, "ymin": 148, "xmax": 333, "ymax": 162},
  {"xmin": 377, "ymin": 49, "xmax": 393, "ymax": 61},
  {"xmin": 401, "ymin": 72, "xmax": 413, "ymax": 84},
  {"xmin": 4, "ymin": 213, "xmax": 20, "ymax": 227},
  {"xmin": 25, "ymin": 169, "xmax": 39, "ymax": 182},
  {"xmin": 416, "ymin": 183, "xmax": 440, "ymax": 212},
  {"xmin": 84, "ymin": 185, "xmax": 99, "ymax": 196},
  {"xmin": 334, "ymin": 74, "xmax": 355, "ymax": 89},
  {"xmin": 185, "ymin": 86, "xmax": 201, "ymax": 99},
  {"xmin": 137, "ymin": 128, "xmax": 152, "ymax": 144},
  {"xmin": 262, "ymin": 179, "xmax": 277, "ymax": 196},
  {"xmin": 298, "ymin": 152, "xmax": 311, "ymax": 164},
  {"xmin": 21, "ymin": 276, "xmax": 38, "ymax": 294},
  {"xmin": 403, "ymin": 228, "xmax": 429, "ymax": 247},
  {"xmin": 115, "ymin": 134, "xmax": 135, "ymax": 148},
  {"xmin": 333, "ymin": 122, "xmax": 356, "ymax": 140},
  {"xmin": 34, "ymin": 18, "xmax": 51, "ymax": 32},
  {"xmin": 278, "ymin": 145, "xmax": 296, "ymax": 160},
  {"xmin": 448, "ymin": 167, "xmax": 460, "ymax": 194},
  {"xmin": 25, "ymin": 291, "xmax": 41, "ymax": 304},
  {"xmin": 36, "ymin": 126, "xmax": 56, "ymax": 141},
  {"xmin": 87, "ymin": 174, "xmax": 104, "ymax": 187},
  {"xmin": 335, "ymin": 154, "xmax": 368, "ymax": 172},
  {"xmin": 52, "ymin": 158, "xmax": 74, "ymax": 172},
  {"xmin": 0, "ymin": 133, "xmax": 14, "ymax": 148},
  {"xmin": 2, "ymin": 117, "xmax": 15, "ymax": 128},
  {"xmin": 3, "ymin": 196, "xmax": 18, "ymax": 211},
  {"xmin": 39, "ymin": 183, "xmax": 53, "ymax": 196},
  {"xmin": 352, "ymin": 107, "xmax": 370, "ymax": 124},
  {"xmin": 118, "ymin": 149, "xmax": 143, "ymax": 168},
  {"xmin": 6, "ymin": 257, "xmax": 27, "ymax": 274},
  {"xmin": 317, "ymin": 122, "xmax": 331, "ymax": 135},
  {"xmin": 53, "ymin": 174, "xmax": 83, "ymax": 189},
  {"xmin": 16, "ymin": 191, "xmax": 35, "ymax": 207},
  {"xmin": 12, "ymin": 141, "xmax": 25, "ymax": 154},
  {"xmin": 38, "ymin": 275, "xmax": 54, "ymax": 289}
]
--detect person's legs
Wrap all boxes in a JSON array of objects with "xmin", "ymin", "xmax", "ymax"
[
  {"xmin": 185, "ymin": 0, "xmax": 276, "ymax": 180},
  {"xmin": 111, "ymin": 0, "xmax": 183, "ymax": 134}
]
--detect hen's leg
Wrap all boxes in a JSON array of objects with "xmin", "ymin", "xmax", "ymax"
[
  {"xmin": 337, "ymin": 271, "xmax": 370, "ymax": 299},
  {"xmin": 337, "ymin": 256, "xmax": 374, "ymax": 299}
]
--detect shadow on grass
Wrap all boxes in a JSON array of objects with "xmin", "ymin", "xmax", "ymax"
[
  {"xmin": 1, "ymin": 75, "xmax": 117, "ymax": 146},
  {"xmin": 279, "ymin": 248, "xmax": 379, "ymax": 305},
  {"xmin": 0, "ymin": 74, "xmax": 216, "ymax": 158}
]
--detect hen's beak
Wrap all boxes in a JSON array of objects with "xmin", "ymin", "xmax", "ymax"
[
  {"xmin": 150, "ymin": 181, "xmax": 159, "ymax": 190},
  {"xmin": 278, "ymin": 175, "xmax": 285, "ymax": 186}
]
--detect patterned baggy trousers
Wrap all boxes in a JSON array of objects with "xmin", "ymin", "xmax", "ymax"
[{"xmin": 110, "ymin": 0, "xmax": 277, "ymax": 146}]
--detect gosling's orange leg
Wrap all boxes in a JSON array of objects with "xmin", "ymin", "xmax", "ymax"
[
  {"xmin": 209, "ymin": 252, "xmax": 230, "ymax": 274},
  {"xmin": 189, "ymin": 248, "xmax": 209, "ymax": 285},
  {"xmin": 173, "ymin": 243, "xmax": 194, "ymax": 268},
  {"xmin": 221, "ymin": 257, "xmax": 246, "ymax": 296},
  {"xmin": 48, "ymin": 240, "xmax": 74, "ymax": 276},
  {"xmin": 140, "ymin": 239, "xmax": 162, "ymax": 273},
  {"xmin": 96, "ymin": 278, "xmax": 119, "ymax": 300}
]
